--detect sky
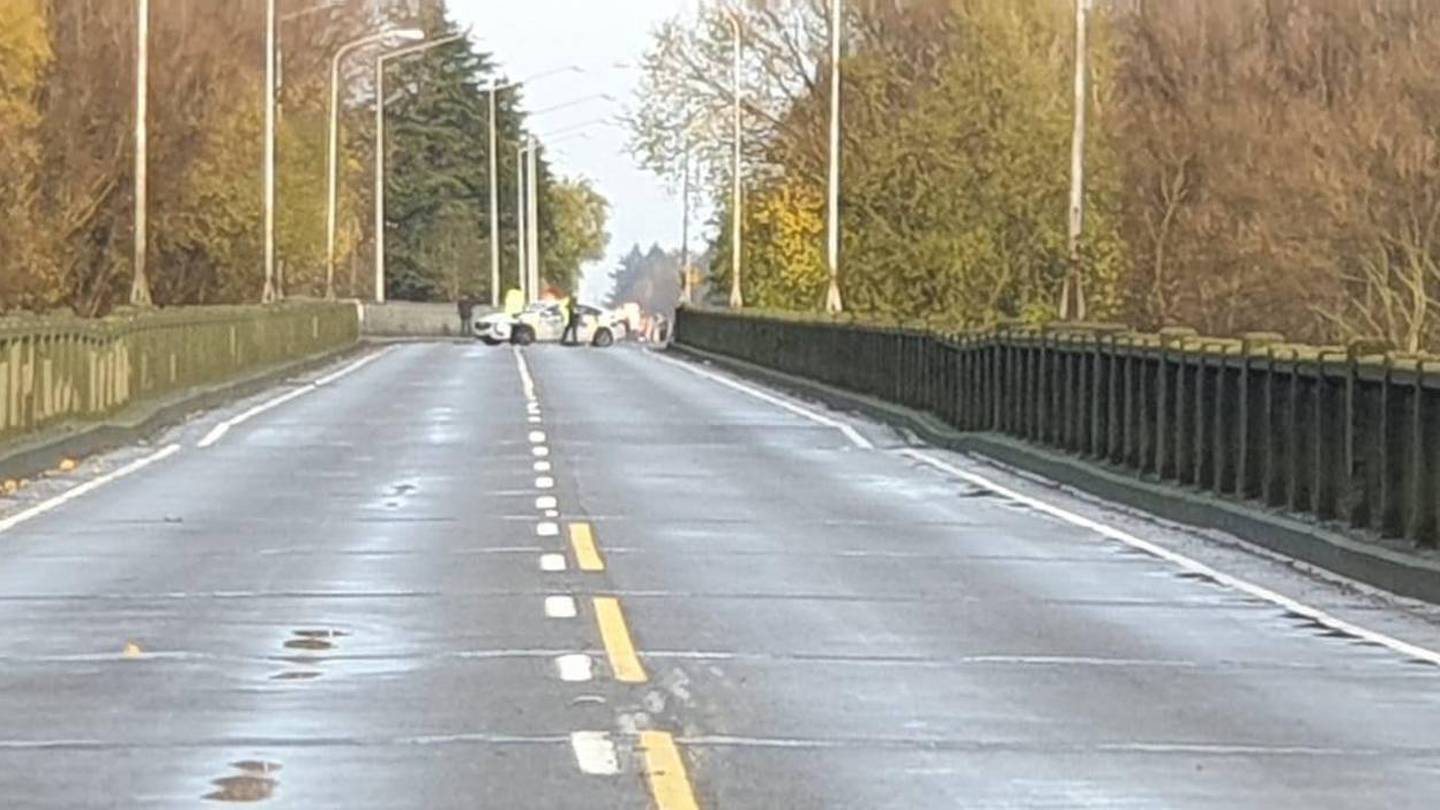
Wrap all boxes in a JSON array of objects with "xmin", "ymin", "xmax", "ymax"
[{"xmin": 451, "ymin": 0, "xmax": 690, "ymax": 303}]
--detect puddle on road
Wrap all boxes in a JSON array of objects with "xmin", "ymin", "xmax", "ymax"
[
  {"xmin": 270, "ymin": 670, "xmax": 322, "ymax": 681},
  {"xmin": 281, "ymin": 629, "xmax": 349, "ymax": 652},
  {"xmin": 204, "ymin": 762, "xmax": 282, "ymax": 803}
]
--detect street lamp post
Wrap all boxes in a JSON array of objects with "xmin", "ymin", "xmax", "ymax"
[
  {"xmin": 513, "ymin": 97, "xmax": 614, "ymax": 304},
  {"xmin": 325, "ymin": 29, "xmax": 424, "ymax": 300},
  {"xmin": 824, "ymin": 0, "xmax": 844, "ymax": 314},
  {"xmin": 527, "ymin": 139, "xmax": 540, "ymax": 301},
  {"xmin": 373, "ymin": 33, "xmax": 466, "ymax": 304},
  {"xmin": 1063, "ymin": 0, "xmax": 1091, "ymax": 321},
  {"xmin": 487, "ymin": 79, "xmax": 501, "ymax": 307},
  {"xmin": 516, "ymin": 140, "xmax": 529, "ymax": 303},
  {"xmin": 486, "ymin": 66, "xmax": 583, "ymax": 307},
  {"xmin": 263, "ymin": 0, "xmax": 278, "ymax": 303},
  {"xmin": 726, "ymin": 10, "xmax": 744, "ymax": 309},
  {"xmin": 515, "ymin": 128, "xmax": 597, "ymax": 305},
  {"xmin": 680, "ymin": 132, "xmax": 692, "ymax": 305},
  {"xmin": 131, "ymin": 0, "xmax": 152, "ymax": 307}
]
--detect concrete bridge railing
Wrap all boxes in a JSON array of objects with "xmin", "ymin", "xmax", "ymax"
[
  {"xmin": 676, "ymin": 307, "xmax": 1440, "ymax": 551},
  {"xmin": 0, "ymin": 301, "xmax": 359, "ymax": 446}
]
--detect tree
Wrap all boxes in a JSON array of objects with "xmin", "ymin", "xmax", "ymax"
[
  {"xmin": 379, "ymin": 0, "xmax": 551, "ymax": 303},
  {"xmin": 632, "ymin": 0, "xmax": 1126, "ymax": 325},
  {"xmin": 0, "ymin": 0, "xmax": 54, "ymax": 311},
  {"xmin": 608, "ymin": 244, "xmax": 685, "ymax": 315},
  {"xmin": 540, "ymin": 177, "xmax": 611, "ymax": 296}
]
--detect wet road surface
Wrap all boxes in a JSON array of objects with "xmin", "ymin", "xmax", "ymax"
[{"xmin": 1, "ymin": 341, "xmax": 1439, "ymax": 808}]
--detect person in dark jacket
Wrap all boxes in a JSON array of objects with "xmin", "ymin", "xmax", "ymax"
[
  {"xmin": 560, "ymin": 296, "xmax": 581, "ymax": 346},
  {"xmin": 457, "ymin": 298, "xmax": 475, "ymax": 337}
]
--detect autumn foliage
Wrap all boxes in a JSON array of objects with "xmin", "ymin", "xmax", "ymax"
[{"xmin": 633, "ymin": 0, "xmax": 1440, "ymax": 349}]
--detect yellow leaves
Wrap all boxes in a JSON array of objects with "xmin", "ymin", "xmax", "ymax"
[
  {"xmin": 746, "ymin": 178, "xmax": 828, "ymax": 307},
  {"xmin": 1, "ymin": 478, "xmax": 23, "ymax": 496},
  {"xmin": 122, "ymin": 641, "xmax": 143, "ymax": 658},
  {"xmin": 0, "ymin": 0, "xmax": 52, "ymax": 116}
]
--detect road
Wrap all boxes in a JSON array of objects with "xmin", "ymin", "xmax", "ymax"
[{"xmin": 1, "ymin": 341, "xmax": 1439, "ymax": 808}]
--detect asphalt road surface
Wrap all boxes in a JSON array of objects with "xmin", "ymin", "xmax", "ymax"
[{"xmin": 1, "ymin": 342, "xmax": 1439, "ymax": 808}]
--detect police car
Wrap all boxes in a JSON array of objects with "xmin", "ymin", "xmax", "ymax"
[{"xmin": 474, "ymin": 302, "xmax": 617, "ymax": 347}]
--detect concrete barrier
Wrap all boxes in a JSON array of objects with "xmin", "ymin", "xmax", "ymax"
[{"xmin": 359, "ymin": 301, "xmax": 494, "ymax": 338}]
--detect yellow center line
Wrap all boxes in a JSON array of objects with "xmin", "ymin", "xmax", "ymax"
[
  {"xmin": 569, "ymin": 522, "xmax": 606, "ymax": 572},
  {"xmin": 641, "ymin": 730, "xmax": 701, "ymax": 810},
  {"xmin": 592, "ymin": 597, "xmax": 647, "ymax": 683}
]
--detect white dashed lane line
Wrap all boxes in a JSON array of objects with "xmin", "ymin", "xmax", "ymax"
[
  {"xmin": 555, "ymin": 653, "xmax": 595, "ymax": 682},
  {"xmin": 570, "ymin": 732, "xmax": 620, "ymax": 775},
  {"xmin": 545, "ymin": 596, "xmax": 578, "ymax": 618}
]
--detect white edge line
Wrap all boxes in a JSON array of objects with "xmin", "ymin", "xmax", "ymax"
[
  {"xmin": 900, "ymin": 448, "xmax": 1440, "ymax": 668},
  {"xmin": 651, "ymin": 351, "xmax": 874, "ymax": 450},
  {"xmin": 314, "ymin": 347, "xmax": 390, "ymax": 387},
  {"xmin": 198, "ymin": 386, "xmax": 313, "ymax": 448},
  {"xmin": 198, "ymin": 349, "xmax": 390, "ymax": 449},
  {"xmin": 0, "ymin": 444, "xmax": 183, "ymax": 535}
]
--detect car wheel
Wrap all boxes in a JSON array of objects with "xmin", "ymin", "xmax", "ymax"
[
  {"xmin": 511, "ymin": 326, "xmax": 535, "ymax": 346},
  {"xmin": 591, "ymin": 328, "xmax": 614, "ymax": 348},
  {"xmin": 479, "ymin": 336, "xmax": 501, "ymax": 346}
]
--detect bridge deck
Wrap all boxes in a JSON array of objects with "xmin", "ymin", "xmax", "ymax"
[{"xmin": 0, "ymin": 342, "xmax": 1437, "ymax": 807}]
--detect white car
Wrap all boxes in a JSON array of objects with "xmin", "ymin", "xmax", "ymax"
[{"xmin": 474, "ymin": 302, "xmax": 617, "ymax": 347}]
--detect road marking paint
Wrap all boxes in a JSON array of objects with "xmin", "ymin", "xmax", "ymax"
[
  {"xmin": 652, "ymin": 351, "xmax": 873, "ymax": 450},
  {"xmin": 528, "ymin": 416, "xmax": 543, "ymax": 424},
  {"xmin": 537, "ymin": 521, "xmax": 559, "ymax": 537},
  {"xmin": 570, "ymin": 522, "xmax": 606, "ymax": 572},
  {"xmin": 533, "ymin": 446, "xmax": 550, "ymax": 458},
  {"xmin": 198, "ymin": 386, "xmax": 312, "ymax": 448},
  {"xmin": 513, "ymin": 346, "xmax": 537, "ymax": 402},
  {"xmin": 555, "ymin": 653, "xmax": 595, "ymax": 682},
  {"xmin": 540, "ymin": 553, "xmax": 568, "ymax": 572},
  {"xmin": 527, "ymin": 401, "xmax": 541, "ymax": 413},
  {"xmin": 593, "ymin": 597, "xmax": 647, "ymax": 683},
  {"xmin": 545, "ymin": 509, "xmax": 560, "ymax": 518},
  {"xmin": 901, "ymin": 449, "xmax": 1440, "ymax": 668},
  {"xmin": 528, "ymin": 430, "xmax": 547, "ymax": 444},
  {"xmin": 314, "ymin": 348, "xmax": 390, "ymax": 387},
  {"xmin": 536, "ymin": 476, "xmax": 555, "ymax": 489},
  {"xmin": 536, "ymin": 496, "xmax": 558, "ymax": 510},
  {"xmin": 570, "ymin": 731, "xmax": 620, "ymax": 775},
  {"xmin": 199, "ymin": 350, "xmax": 390, "ymax": 448},
  {"xmin": 641, "ymin": 730, "xmax": 701, "ymax": 810},
  {"xmin": 545, "ymin": 595, "xmax": 578, "ymax": 618},
  {"xmin": 534, "ymin": 461, "xmax": 552, "ymax": 472},
  {"xmin": 0, "ymin": 444, "xmax": 182, "ymax": 535}
]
